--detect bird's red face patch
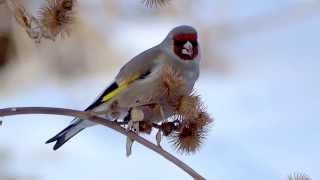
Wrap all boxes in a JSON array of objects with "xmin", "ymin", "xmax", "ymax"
[{"xmin": 173, "ymin": 33, "xmax": 198, "ymax": 61}]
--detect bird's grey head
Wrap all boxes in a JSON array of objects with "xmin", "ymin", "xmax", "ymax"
[{"xmin": 161, "ymin": 25, "xmax": 200, "ymax": 61}]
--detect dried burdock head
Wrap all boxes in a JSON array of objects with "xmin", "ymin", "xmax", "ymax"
[
  {"xmin": 145, "ymin": 64, "xmax": 213, "ymax": 153},
  {"xmin": 175, "ymin": 92, "xmax": 213, "ymax": 126},
  {"xmin": 109, "ymin": 100, "xmax": 120, "ymax": 119},
  {"xmin": 38, "ymin": 0, "xmax": 76, "ymax": 39},
  {"xmin": 288, "ymin": 173, "xmax": 311, "ymax": 180},
  {"xmin": 139, "ymin": 121, "xmax": 153, "ymax": 134},
  {"xmin": 169, "ymin": 108, "xmax": 212, "ymax": 153},
  {"xmin": 6, "ymin": 0, "xmax": 42, "ymax": 42},
  {"xmin": 160, "ymin": 121, "xmax": 177, "ymax": 136},
  {"xmin": 61, "ymin": 0, "xmax": 74, "ymax": 11},
  {"xmin": 142, "ymin": 0, "xmax": 170, "ymax": 8},
  {"xmin": 196, "ymin": 111, "xmax": 214, "ymax": 127},
  {"xmin": 169, "ymin": 121, "xmax": 209, "ymax": 154},
  {"xmin": 158, "ymin": 65, "xmax": 188, "ymax": 105},
  {"xmin": 6, "ymin": 0, "xmax": 32, "ymax": 29},
  {"xmin": 176, "ymin": 94, "xmax": 201, "ymax": 120}
]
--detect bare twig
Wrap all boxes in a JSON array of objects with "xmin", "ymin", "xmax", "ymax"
[{"xmin": 0, "ymin": 107, "xmax": 205, "ymax": 180}]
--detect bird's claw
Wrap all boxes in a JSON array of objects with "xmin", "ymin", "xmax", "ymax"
[{"xmin": 156, "ymin": 129, "xmax": 162, "ymax": 147}]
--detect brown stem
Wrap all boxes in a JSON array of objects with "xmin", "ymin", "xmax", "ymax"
[{"xmin": 0, "ymin": 107, "xmax": 205, "ymax": 180}]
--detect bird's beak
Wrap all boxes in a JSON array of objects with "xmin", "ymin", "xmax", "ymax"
[{"xmin": 181, "ymin": 41, "xmax": 193, "ymax": 57}]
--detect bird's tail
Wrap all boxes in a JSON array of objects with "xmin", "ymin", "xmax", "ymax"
[{"xmin": 46, "ymin": 119, "xmax": 86, "ymax": 150}]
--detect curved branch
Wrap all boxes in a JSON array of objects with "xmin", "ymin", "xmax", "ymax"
[{"xmin": 0, "ymin": 107, "xmax": 205, "ymax": 180}]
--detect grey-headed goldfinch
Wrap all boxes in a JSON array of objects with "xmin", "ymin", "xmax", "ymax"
[{"xmin": 46, "ymin": 25, "xmax": 201, "ymax": 150}]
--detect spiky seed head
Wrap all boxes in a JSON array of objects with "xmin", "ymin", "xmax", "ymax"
[
  {"xmin": 196, "ymin": 111, "xmax": 214, "ymax": 127},
  {"xmin": 142, "ymin": 0, "xmax": 170, "ymax": 8},
  {"xmin": 288, "ymin": 173, "xmax": 311, "ymax": 180},
  {"xmin": 176, "ymin": 94, "xmax": 201, "ymax": 120},
  {"xmin": 169, "ymin": 121, "xmax": 208, "ymax": 154},
  {"xmin": 160, "ymin": 122, "xmax": 176, "ymax": 136},
  {"xmin": 169, "ymin": 107, "xmax": 212, "ymax": 154},
  {"xmin": 61, "ymin": 0, "xmax": 74, "ymax": 10},
  {"xmin": 157, "ymin": 65, "xmax": 188, "ymax": 105},
  {"xmin": 139, "ymin": 121, "xmax": 153, "ymax": 134},
  {"xmin": 38, "ymin": 0, "xmax": 75, "ymax": 39},
  {"xmin": 6, "ymin": 0, "xmax": 32, "ymax": 29},
  {"xmin": 109, "ymin": 100, "xmax": 120, "ymax": 118}
]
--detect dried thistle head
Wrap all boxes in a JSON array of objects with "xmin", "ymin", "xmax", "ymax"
[
  {"xmin": 169, "ymin": 105, "xmax": 212, "ymax": 154},
  {"xmin": 143, "ymin": 0, "xmax": 171, "ymax": 8},
  {"xmin": 175, "ymin": 91, "xmax": 213, "ymax": 126},
  {"xmin": 158, "ymin": 65, "xmax": 188, "ymax": 105},
  {"xmin": 109, "ymin": 100, "xmax": 120, "ymax": 119},
  {"xmin": 288, "ymin": 173, "xmax": 311, "ymax": 180},
  {"xmin": 160, "ymin": 121, "xmax": 178, "ymax": 136},
  {"xmin": 6, "ymin": 0, "xmax": 42, "ymax": 42},
  {"xmin": 38, "ymin": 0, "xmax": 76, "ymax": 39},
  {"xmin": 6, "ymin": 0, "xmax": 32, "ymax": 29},
  {"xmin": 169, "ymin": 121, "xmax": 209, "ymax": 154},
  {"xmin": 196, "ymin": 111, "xmax": 214, "ymax": 127},
  {"xmin": 176, "ymin": 93, "xmax": 201, "ymax": 120},
  {"xmin": 139, "ymin": 121, "xmax": 153, "ymax": 134}
]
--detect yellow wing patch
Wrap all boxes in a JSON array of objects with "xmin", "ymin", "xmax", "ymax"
[{"xmin": 102, "ymin": 74, "xmax": 140, "ymax": 102}]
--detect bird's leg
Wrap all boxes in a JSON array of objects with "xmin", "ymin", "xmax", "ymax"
[
  {"xmin": 127, "ymin": 108, "xmax": 144, "ymax": 133},
  {"xmin": 125, "ymin": 108, "xmax": 144, "ymax": 157},
  {"xmin": 126, "ymin": 136, "xmax": 134, "ymax": 157},
  {"xmin": 156, "ymin": 129, "xmax": 162, "ymax": 147},
  {"xmin": 156, "ymin": 104, "xmax": 166, "ymax": 147}
]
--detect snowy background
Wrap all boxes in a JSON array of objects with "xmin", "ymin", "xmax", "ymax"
[{"xmin": 0, "ymin": 0, "xmax": 319, "ymax": 179}]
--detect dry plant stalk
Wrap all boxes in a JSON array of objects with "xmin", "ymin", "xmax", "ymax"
[{"xmin": 6, "ymin": 0, "xmax": 76, "ymax": 43}]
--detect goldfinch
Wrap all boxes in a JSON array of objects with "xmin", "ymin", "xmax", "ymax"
[{"xmin": 46, "ymin": 25, "xmax": 201, "ymax": 150}]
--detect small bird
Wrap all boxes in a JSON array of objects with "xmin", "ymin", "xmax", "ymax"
[{"xmin": 46, "ymin": 25, "xmax": 201, "ymax": 150}]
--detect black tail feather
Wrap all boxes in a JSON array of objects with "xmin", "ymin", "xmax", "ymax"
[{"xmin": 46, "ymin": 122, "xmax": 83, "ymax": 150}]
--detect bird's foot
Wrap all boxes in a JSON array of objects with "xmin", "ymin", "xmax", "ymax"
[{"xmin": 156, "ymin": 129, "xmax": 162, "ymax": 148}]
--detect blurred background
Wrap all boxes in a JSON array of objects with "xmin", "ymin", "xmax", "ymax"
[{"xmin": 0, "ymin": 0, "xmax": 320, "ymax": 179}]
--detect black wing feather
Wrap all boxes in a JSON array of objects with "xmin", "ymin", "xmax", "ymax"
[
  {"xmin": 85, "ymin": 82, "xmax": 119, "ymax": 110},
  {"xmin": 85, "ymin": 70, "xmax": 152, "ymax": 111}
]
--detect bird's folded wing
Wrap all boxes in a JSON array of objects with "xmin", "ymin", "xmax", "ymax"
[
  {"xmin": 86, "ymin": 47, "xmax": 159, "ymax": 111},
  {"xmin": 85, "ymin": 75, "xmax": 140, "ymax": 111}
]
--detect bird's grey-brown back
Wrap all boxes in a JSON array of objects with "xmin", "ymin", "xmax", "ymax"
[{"xmin": 115, "ymin": 46, "xmax": 162, "ymax": 83}]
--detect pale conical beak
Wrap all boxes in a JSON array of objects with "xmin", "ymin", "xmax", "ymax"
[{"xmin": 181, "ymin": 41, "xmax": 193, "ymax": 57}]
